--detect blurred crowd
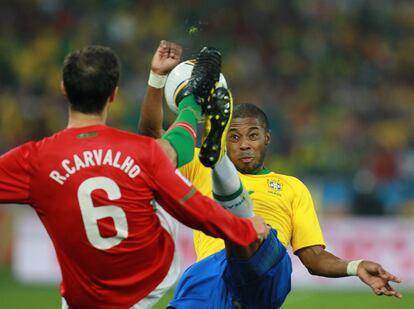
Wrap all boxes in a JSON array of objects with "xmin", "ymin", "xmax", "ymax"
[{"xmin": 0, "ymin": 0, "xmax": 413, "ymax": 215}]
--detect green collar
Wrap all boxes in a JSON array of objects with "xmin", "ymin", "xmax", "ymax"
[{"xmin": 248, "ymin": 168, "xmax": 271, "ymax": 175}]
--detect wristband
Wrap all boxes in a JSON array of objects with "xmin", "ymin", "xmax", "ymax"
[
  {"xmin": 347, "ymin": 259, "xmax": 363, "ymax": 276},
  {"xmin": 148, "ymin": 70, "xmax": 167, "ymax": 88}
]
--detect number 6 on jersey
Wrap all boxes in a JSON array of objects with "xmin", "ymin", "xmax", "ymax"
[{"xmin": 77, "ymin": 177, "xmax": 128, "ymax": 250}]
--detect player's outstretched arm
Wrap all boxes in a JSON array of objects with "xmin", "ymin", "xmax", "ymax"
[
  {"xmin": 138, "ymin": 40, "xmax": 182, "ymax": 138},
  {"xmin": 296, "ymin": 245, "xmax": 348, "ymax": 277},
  {"xmin": 296, "ymin": 245, "xmax": 402, "ymax": 298}
]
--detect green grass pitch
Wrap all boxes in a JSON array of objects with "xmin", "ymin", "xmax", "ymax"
[{"xmin": 1, "ymin": 270, "xmax": 412, "ymax": 308}]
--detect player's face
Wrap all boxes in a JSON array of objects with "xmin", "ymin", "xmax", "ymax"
[{"xmin": 226, "ymin": 117, "xmax": 270, "ymax": 174}]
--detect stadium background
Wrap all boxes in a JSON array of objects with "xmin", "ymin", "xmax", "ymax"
[{"xmin": 0, "ymin": 0, "xmax": 413, "ymax": 308}]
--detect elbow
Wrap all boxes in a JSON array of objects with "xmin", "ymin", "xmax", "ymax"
[
  {"xmin": 307, "ymin": 267, "xmax": 318, "ymax": 276},
  {"xmin": 306, "ymin": 263, "xmax": 326, "ymax": 277},
  {"xmin": 303, "ymin": 260, "xmax": 321, "ymax": 276}
]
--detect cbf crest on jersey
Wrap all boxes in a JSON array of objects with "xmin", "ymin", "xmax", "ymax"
[{"xmin": 267, "ymin": 179, "xmax": 283, "ymax": 192}]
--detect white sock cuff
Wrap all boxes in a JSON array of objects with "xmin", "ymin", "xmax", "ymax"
[{"xmin": 212, "ymin": 153, "xmax": 240, "ymax": 195}]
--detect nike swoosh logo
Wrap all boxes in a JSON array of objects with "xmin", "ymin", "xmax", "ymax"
[{"xmin": 248, "ymin": 190, "xmax": 255, "ymax": 195}]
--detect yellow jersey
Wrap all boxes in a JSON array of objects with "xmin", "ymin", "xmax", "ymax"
[{"xmin": 180, "ymin": 149, "xmax": 326, "ymax": 261}]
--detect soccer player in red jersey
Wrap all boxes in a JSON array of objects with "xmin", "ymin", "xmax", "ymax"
[{"xmin": 0, "ymin": 45, "xmax": 269, "ymax": 309}]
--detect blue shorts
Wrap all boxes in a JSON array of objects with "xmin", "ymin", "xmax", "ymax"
[{"xmin": 168, "ymin": 229, "xmax": 292, "ymax": 309}]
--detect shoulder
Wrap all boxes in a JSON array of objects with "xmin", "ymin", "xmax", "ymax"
[
  {"xmin": 1, "ymin": 140, "xmax": 37, "ymax": 158},
  {"xmin": 108, "ymin": 127, "xmax": 156, "ymax": 144}
]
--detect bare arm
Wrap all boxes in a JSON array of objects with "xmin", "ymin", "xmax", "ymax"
[
  {"xmin": 138, "ymin": 40, "xmax": 182, "ymax": 138},
  {"xmin": 296, "ymin": 245, "xmax": 347, "ymax": 277},
  {"xmin": 142, "ymin": 89, "xmax": 178, "ymax": 165},
  {"xmin": 139, "ymin": 87, "xmax": 165, "ymax": 138},
  {"xmin": 296, "ymin": 245, "xmax": 402, "ymax": 298}
]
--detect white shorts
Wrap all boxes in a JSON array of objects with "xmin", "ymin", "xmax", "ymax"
[{"xmin": 62, "ymin": 203, "xmax": 181, "ymax": 309}]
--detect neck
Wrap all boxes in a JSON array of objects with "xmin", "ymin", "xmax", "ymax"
[
  {"xmin": 248, "ymin": 167, "xmax": 270, "ymax": 175},
  {"xmin": 67, "ymin": 110, "xmax": 106, "ymax": 128}
]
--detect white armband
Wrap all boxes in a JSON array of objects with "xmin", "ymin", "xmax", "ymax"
[
  {"xmin": 347, "ymin": 259, "xmax": 363, "ymax": 276},
  {"xmin": 148, "ymin": 70, "xmax": 167, "ymax": 89}
]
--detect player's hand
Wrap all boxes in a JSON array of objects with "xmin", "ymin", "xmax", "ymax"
[
  {"xmin": 151, "ymin": 40, "xmax": 182, "ymax": 75},
  {"xmin": 249, "ymin": 216, "xmax": 270, "ymax": 242},
  {"xmin": 357, "ymin": 260, "xmax": 402, "ymax": 298}
]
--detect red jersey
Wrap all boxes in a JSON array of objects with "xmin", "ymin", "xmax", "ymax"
[{"xmin": 0, "ymin": 125, "xmax": 257, "ymax": 309}]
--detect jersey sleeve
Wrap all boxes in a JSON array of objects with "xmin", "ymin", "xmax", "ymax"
[
  {"xmin": 291, "ymin": 180, "xmax": 325, "ymax": 253},
  {"xmin": 0, "ymin": 142, "xmax": 34, "ymax": 204},
  {"xmin": 144, "ymin": 140, "xmax": 258, "ymax": 247}
]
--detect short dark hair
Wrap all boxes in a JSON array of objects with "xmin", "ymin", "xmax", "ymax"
[
  {"xmin": 62, "ymin": 45, "xmax": 120, "ymax": 114},
  {"xmin": 233, "ymin": 103, "xmax": 269, "ymax": 131}
]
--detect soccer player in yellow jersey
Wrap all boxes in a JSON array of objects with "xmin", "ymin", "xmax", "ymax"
[
  {"xmin": 183, "ymin": 131, "xmax": 324, "ymax": 262},
  {"xmin": 139, "ymin": 41, "xmax": 402, "ymax": 309}
]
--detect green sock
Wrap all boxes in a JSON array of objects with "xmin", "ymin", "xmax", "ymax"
[{"xmin": 163, "ymin": 95, "xmax": 201, "ymax": 167}]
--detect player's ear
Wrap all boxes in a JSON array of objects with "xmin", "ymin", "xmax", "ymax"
[
  {"xmin": 265, "ymin": 130, "xmax": 271, "ymax": 145},
  {"xmin": 60, "ymin": 81, "xmax": 67, "ymax": 97},
  {"xmin": 108, "ymin": 86, "xmax": 119, "ymax": 103}
]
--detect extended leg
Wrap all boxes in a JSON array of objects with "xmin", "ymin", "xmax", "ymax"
[
  {"xmin": 163, "ymin": 47, "xmax": 222, "ymax": 167},
  {"xmin": 199, "ymin": 87, "xmax": 258, "ymax": 257}
]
